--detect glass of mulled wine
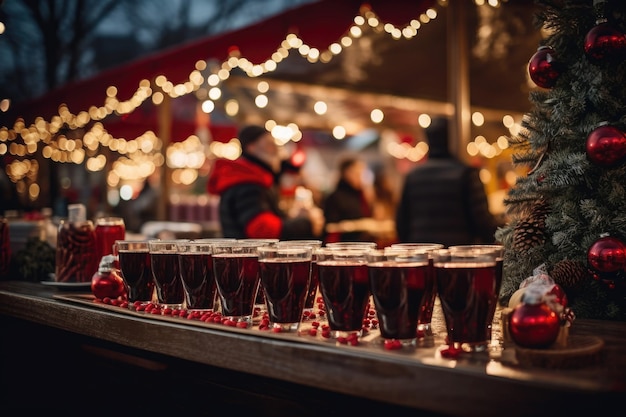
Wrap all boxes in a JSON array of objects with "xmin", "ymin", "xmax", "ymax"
[
  {"xmin": 389, "ymin": 243, "xmax": 444, "ymax": 338},
  {"xmin": 367, "ymin": 248, "xmax": 431, "ymax": 347},
  {"xmin": 116, "ymin": 240, "xmax": 155, "ymax": 306},
  {"xmin": 176, "ymin": 240, "xmax": 218, "ymax": 312},
  {"xmin": 148, "ymin": 239, "xmax": 187, "ymax": 310},
  {"xmin": 274, "ymin": 240, "xmax": 323, "ymax": 313},
  {"xmin": 212, "ymin": 240, "xmax": 264, "ymax": 328},
  {"xmin": 432, "ymin": 246, "xmax": 503, "ymax": 353},
  {"xmin": 257, "ymin": 245, "xmax": 312, "ymax": 332},
  {"xmin": 237, "ymin": 239, "xmax": 279, "ymax": 310},
  {"xmin": 316, "ymin": 246, "xmax": 373, "ymax": 340},
  {"xmin": 448, "ymin": 244, "xmax": 504, "ymax": 348},
  {"xmin": 95, "ymin": 217, "xmax": 126, "ymax": 261}
]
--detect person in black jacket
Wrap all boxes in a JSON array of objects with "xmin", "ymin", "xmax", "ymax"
[
  {"xmin": 322, "ymin": 156, "xmax": 375, "ymax": 243},
  {"xmin": 207, "ymin": 125, "xmax": 324, "ymax": 240},
  {"xmin": 395, "ymin": 117, "xmax": 499, "ymax": 247}
]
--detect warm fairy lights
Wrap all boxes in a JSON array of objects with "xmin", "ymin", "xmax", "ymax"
[{"xmin": 0, "ymin": 1, "xmax": 515, "ymax": 204}]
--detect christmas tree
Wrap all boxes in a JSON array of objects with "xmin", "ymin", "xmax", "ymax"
[{"xmin": 496, "ymin": 0, "xmax": 626, "ymax": 320}]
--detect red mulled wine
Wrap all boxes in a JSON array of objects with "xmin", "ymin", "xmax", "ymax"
[
  {"xmin": 118, "ymin": 250, "xmax": 154, "ymax": 303},
  {"xmin": 178, "ymin": 252, "xmax": 216, "ymax": 310},
  {"xmin": 368, "ymin": 261, "xmax": 430, "ymax": 341},
  {"xmin": 259, "ymin": 258, "xmax": 310, "ymax": 324},
  {"xmin": 317, "ymin": 260, "xmax": 370, "ymax": 332},
  {"xmin": 418, "ymin": 258, "xmax": 437, "ymax": 328},
  {"xmin": 150, "ymin": 252, "xmax": 184, "ymax": 306},
  {"xmin": 213, "ymin": 253, "xmax": 259, "ymax": 317},
  {"xmin": 304, "ymin": 261, "xmax": 319, "ymax": 310},
  {"xmin": 435, "ymin": 262, "xmax": 498, "ymax": 346}
]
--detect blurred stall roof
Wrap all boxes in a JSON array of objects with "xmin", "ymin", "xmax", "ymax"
[{"xmin": 2, "ymin": 0, "xmax": 541, "ymax": 139}]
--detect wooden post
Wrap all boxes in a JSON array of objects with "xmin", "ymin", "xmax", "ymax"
[
  {"xmin": 157, "ymin": 93, "xmax": 171, "ymax": 221},
  {"xmin": 447, "ymin": 0, "xmax": 471, "ymax": 161}
]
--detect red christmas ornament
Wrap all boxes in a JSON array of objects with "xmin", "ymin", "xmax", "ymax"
[
  {"xmin": 584, "ymin": 21, "xmax": 626, "ymax": 62},
  {"xmin": 585, "ymin": 124, "xmax": 626, "ymax": 166},
  {"xmin": 509, "ymin": 290, "xmax": 560, "ymax": 348},
  {"xmin": 528, "ymin": 46, "xmax": 560, "ymax": 89},
  {"xmin": 587, "ymin": 235, "xmax": 626, "ymax": 273},
  {"xmin": 545, "ymin": 283, "xmax": 568, "ymax": 308},
  {"xmin": 91, "ymin": 255, "xmax": 126, "ymax": 300}
]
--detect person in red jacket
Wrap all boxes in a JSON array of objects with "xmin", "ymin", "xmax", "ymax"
[{"xmin": 207, "ymin": 125, "xmax": 324, "ymax": 240}]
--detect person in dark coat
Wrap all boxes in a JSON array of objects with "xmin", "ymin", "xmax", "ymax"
[
  {"xmin": 395, "ymin": 117, "xmax": 499, "ymax": 247},
  {"xmin": 207, "ymin": 125, "xmax": 324, "ymax": 240},
  {"xmin": 322, "ymin": 156, "xmax": 375, "ymax": 243}
]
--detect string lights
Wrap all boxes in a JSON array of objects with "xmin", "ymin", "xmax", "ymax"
[{"xmin": 0, "ymin": 0, "xmax": 516, "ymax": 204}]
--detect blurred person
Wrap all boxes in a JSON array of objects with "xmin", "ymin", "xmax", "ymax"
[
  {"xmin": 115, "ymin": 175, "xmax": 159, "ymax": 233},
  {"xmin": 371, "ymin": 166, "xmax": 399, "ymax": 246},
  {"xmin": 395, "ymin": 117, "xmax": 499, "ymax": 247},
  {"xmin": 322, "ymin": 156, "xmax": 376, "ymax": 243},
  {"xmin": 207, "ymin": 125, "xmax": 324, "ymax": 240}
]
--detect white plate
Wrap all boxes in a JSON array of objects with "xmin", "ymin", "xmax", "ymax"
[{"xmin": 41, "ymin": 280, "xmax": 92, "ymax": 289}]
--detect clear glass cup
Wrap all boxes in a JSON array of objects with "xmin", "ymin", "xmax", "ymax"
[
  {"xmin": 274, "ymin": 240, "xmax": 323, "ymax": 313},
  {"xmin": 212, "ymin": 240, "xmax": 264, "ymax": 328},
  {"xmin": 95, "ymin": 217, "xmax": 126, "ymax": 261},
  {"xmin": 389, "ymin": 242, "xmax": 444, "ymax": 337},
  {"xmin": 432, "ymin": 246, "xmax": 503, "ymax": 353},
  {"xmin": 326, "ymin": 241, "xmax": 378, "ymax": 249},
  {"xmin": 257, "ymin": 245, "xmax": 313, "ymax": 332},
  {"xmin": 148, "ymin": 239, "xmax": 187, "ymax": 310},
  {"xmin": 176, "ymin": 240, "xmax": 218, "ymax": 312},
  {"xmin": 316, "ymin": 246, "xmax": 373, "ymax": 340},
  {"xmin": 367, "ymin": 248, "xmax": 431, "ymax": 348},
  {"xmin": 448, "ymin": 244, "xmax": 504, "ymax": 347},
  {"xmin": 116, "ymin": 240, "xmax": 155, "ymax": 306},
  {"xmin": 236, "ymin": 239, "xmax": 279, "ymax": 310}
]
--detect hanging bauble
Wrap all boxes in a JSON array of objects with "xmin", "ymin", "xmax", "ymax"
[
  {"xmin": 528, "ymin": 46, "xmax": 560, "ymax": 89},
  {"xmin": 509, "ymin": 288, "xmax": 561, "ymax": 348},
  {"xmin": 587, "ymin": 235, "xmax": 626, "ymax": 273},
  {"xmin": 585, "ymin": 123, "xmax": 626, "ymax": 166},
  {"xmin": 584, "ymin": 21, "xmax": 626, "ymax": 62}
]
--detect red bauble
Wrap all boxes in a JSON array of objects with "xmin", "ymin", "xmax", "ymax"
[
  {"xmin": 91, "ymin": 255, "xmax": 126, "ymax": 300},
  {"xmin": 545, "ymin": 283, "xmax": 568, "ymax": 308},
  {"xmin": 584, "ymin": 21, "xmax": 626, "ymax": 62},
  {"xmin": 586, "ymin": 124, "xmax": 626, "ymax": 166},
  {"xmin": 509, "ymin": 302, "xmax": 560, "ymax": 348},
  {"xmin": 587, "ymin": 235, "xmax": 626, "ymax": 273},
  {"xmin": 91, "ymin": 268, "xmax": 126, "ymax": 300},
  {"xmin": 528, "ymin": 46, "xmax": 560, "ymax": 89}
]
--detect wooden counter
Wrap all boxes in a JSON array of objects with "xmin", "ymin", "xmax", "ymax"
[{"xmin": 0, "ymin": 280, "xmax": 624, "ymax": 416}]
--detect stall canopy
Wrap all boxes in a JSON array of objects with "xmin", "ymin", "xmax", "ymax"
[{"xmin": 2, "ymin": 0, "xmax": 540, "ymax": 142}]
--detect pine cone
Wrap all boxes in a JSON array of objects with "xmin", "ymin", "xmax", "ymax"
[
  {"xmin": 512, "ymin": 199, "xmax": 550, "ymax": 253},
  {"xmin": 512, "ymin": 218, "xmax": 545, "ymax": 252},
  {"xmin": 528, "ymin": 198, "xmax": 550, "ymax": 229},
  {"xmin": 549, "ymin": 259, "xmax": 589, "ymax": 290}
]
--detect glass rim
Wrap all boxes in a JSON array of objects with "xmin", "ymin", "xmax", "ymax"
[{"xmin": 257, "ymin": 245, "xmax": 312, "ymax": 255}]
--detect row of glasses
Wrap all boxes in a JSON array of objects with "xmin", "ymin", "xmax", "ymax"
[
  {"xmin": 115, "ymin": 238, "xmax": 235, "ymax": 310},
  {"xmin": 318, "ymin": 242, "xmax": 503, "ymax": 352},
  {"xmin": 116, "ymin": 236, "xmax": 502, "ymax": 353}
]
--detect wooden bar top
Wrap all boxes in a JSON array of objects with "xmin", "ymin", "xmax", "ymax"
[{"xmin": 0, "ymin": 280, "xmax": 624, "ymax": 416}]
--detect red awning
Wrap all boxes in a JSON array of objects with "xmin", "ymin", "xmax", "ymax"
[{"xmin": 6, "ymin": 0, "xmax": 436, "ymax": 128}]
